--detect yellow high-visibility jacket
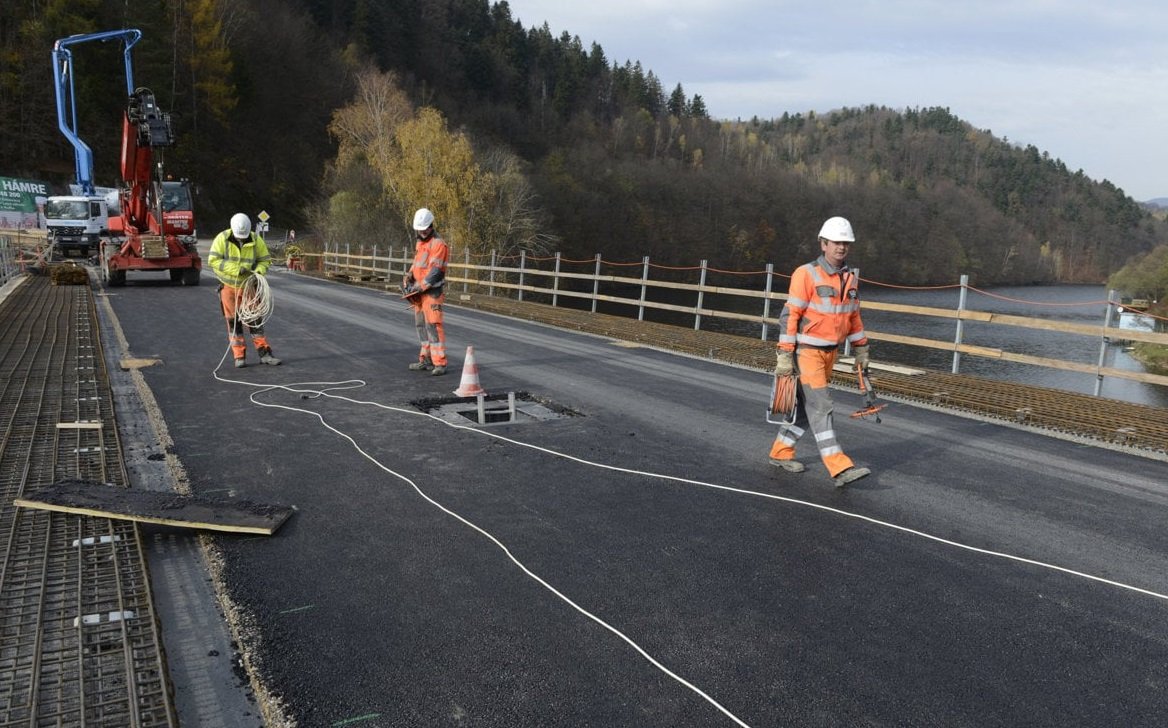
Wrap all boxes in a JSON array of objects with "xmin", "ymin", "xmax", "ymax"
[{"xmin": 209, "ymin": 230, "xmax": 271, "ymax": 288}]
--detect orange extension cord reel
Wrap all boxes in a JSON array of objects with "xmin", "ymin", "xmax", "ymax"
[{"xmin": 766, "ymin": 371, "xmax": 799, "ymax": 425}]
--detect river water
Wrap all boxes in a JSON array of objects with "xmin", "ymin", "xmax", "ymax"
[{"xmin": 856, "ymin": 284, "xmax": 1168, "ymax": 409}]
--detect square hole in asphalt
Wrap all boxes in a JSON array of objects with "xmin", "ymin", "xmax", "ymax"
[{"xmin": 414, "ymin": 391, "xmax": 582, "ymax": 427}]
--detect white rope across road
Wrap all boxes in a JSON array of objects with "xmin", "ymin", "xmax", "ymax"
[
  {"xmin": 213, "ymin": 362, "xmax": 753, "ymax": 726},
  {"xmin": 213, "ymin": 361, "xmax": 1168, "ymax": 727}
]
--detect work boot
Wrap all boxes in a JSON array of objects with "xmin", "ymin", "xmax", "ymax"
[
  {"xmin": 234, "ymin": 358, "xmax": 247, "ymax": 369},
  {"xmin": 833, "ymin": 466, "xmax": 871, "ymax": 488},
  {"xmin": 430, "ymin": 366, "xmax": 447, "ymax": 376},
  {"xmin": 408, "ymin": 358, "xmax": 432, "ymax": 371},
  {"xmin": 257, "ymin": 346, "xmax": 281, "ymax": 365},
  {"xmin": 769, "ymin": 458, "xmax": 805, "ymax": 473}
]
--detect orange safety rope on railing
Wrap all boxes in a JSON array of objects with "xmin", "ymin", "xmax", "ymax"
[
  {"xmin": 1131, "ymin": 308, "xmax": 1168, "ymax": 323},
  {"xmin": 646, "ymin": 262, "xmax": 701, "ymax": 270},
  {"xmin": 965, "ymin": 285, "xmax": 1112, "ymax": 308},
  {"xmin": 706, "ymin": 266, "xmax": 772, "ymax": 275},
  {"xmin": 859, "ymin": 278, "xmax": 962, "ymax": 290}
]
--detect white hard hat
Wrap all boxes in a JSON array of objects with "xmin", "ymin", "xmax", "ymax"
[
  {"xmin": 818, "ymin": 216, "xmax": 855, "ymax": 242},
  {"xmin": 230, "ymin": 213, "xmax": 252, "ymax": 239},
  {"xmin": 412, "ymin": 207, "xmax": 435, "ymax": 231}
]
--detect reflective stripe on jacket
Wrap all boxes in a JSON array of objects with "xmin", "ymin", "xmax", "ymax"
[
  {"xmin": 209, "ymin": 229, "xmax": 271, "ymax": 288},
  {"xmin": 777, "ymin": 256, "xmax": 867, "ymax": 351},
  {"xmin": 409, "ymin": 235, "xmax": 449, "ymax": 292}
]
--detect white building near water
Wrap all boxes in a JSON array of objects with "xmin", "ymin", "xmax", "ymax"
[{"xmin": 1113, "ymin": 302, "xmax": 1157, "ymax": 345}]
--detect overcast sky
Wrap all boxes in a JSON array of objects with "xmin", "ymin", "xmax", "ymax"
[{"xmin": 504, "ymin": 1, "xmax": 1168, "ymax": 201}]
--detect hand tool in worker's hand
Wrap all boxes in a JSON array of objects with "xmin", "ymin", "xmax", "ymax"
[{"xmin": 851, "ymin": 363, "xmax": 887, "ymax": 422}]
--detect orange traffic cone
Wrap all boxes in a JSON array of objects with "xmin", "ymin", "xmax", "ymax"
[{"xmin": 453, "ymin": 346, "xmax": 487, "ymax": 397}]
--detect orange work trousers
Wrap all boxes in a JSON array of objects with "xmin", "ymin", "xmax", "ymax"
[
  {"xmin": 769, "ymin": 347, "xmax": 855, "ymax": 477},
  {"xmin": 411, "ymin": 292, "xmax": 447, "ymax": 366},
  {"xmin": 219, "ymin": 284, "xmax": 271, "ymax": 360}
]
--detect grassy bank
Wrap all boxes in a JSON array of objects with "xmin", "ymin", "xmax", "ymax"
[{"xmin": 1131, "ymin": 343, "xmax": 1168, "ymax": 375}]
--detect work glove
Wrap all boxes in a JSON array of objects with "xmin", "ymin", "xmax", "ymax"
[
  {"xmin": 239, "ymin": 264, "xmax": 251, "ymax": 276},
  {"xmin": 853, "ymin": 344, "xmax": 870, "ymax": 369},
  {"xmin": 774, "ymin": 349, "xmax": 794, "ymax": 377}
]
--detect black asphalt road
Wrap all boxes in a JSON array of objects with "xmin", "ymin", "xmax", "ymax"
[{"xmin": 102, "ymin": 268, "xmax": 1168, "ymax": 727}]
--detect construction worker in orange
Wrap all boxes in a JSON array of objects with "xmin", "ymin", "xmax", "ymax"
[
  {"xmin": 769, "ymin": 216, "xmax": 870, "ymax": 487},
  {"xmin": 402, "ymin": 207, "xmax": 450, "ymax": 376},
  {"xmin": 208, "ymin": 213, "xmax": 281, "ymax": 368}
]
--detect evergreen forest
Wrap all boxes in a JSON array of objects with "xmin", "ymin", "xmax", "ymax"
[{"xmin": 4, "ymin": 0, "xmax": 1168, "ymax": 290}]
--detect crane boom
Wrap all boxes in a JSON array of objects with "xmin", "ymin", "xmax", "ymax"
[
  {"xmin": 49, "ymin": 28, "xmax": 201, "ymax": 285},
  {"xmin": 52, "ymin": 29, "xmax": 141, "ymax": 195}
]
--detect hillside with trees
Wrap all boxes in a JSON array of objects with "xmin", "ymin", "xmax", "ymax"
[{"xmin": 3, "ymin": 0, "xmax": 1167, "ymax": 287}]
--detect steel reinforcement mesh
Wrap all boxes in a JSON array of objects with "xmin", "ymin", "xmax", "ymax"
[{"xmin": 0, "ymin": 274, "xmax": 175, "ymax": 727}]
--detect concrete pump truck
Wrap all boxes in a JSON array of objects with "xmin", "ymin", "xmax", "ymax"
[{"xmin": 51, "ymin": 29, "xmax": 201, "ymax": 285}]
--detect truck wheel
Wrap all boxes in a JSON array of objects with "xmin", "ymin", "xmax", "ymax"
[
  {"xmin": 180, "ymin": 268, "xmax": 201, "ymax": 286},
  {"xmin": 108, "ymin": 269, "xmax": 126, "ymax": 287}
]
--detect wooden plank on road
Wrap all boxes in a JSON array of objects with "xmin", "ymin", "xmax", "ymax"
[{"xmin": 15, "ymin": 480, "xmax": 294, "ymax": 535}]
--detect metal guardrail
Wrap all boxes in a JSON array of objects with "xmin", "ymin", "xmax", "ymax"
[
  {"xmin": 0, "ymin": 229, "xmax": 49, "ymax": 288},
  {"xmin": 295, "ymin": 245, "xmax": 1168, "ymax": 395},
  {"xmin": 0, "ymin": 236, "xmax": 24, "ymax": 288}
]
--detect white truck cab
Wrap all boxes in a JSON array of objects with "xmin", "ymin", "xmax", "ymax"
[{"xmin": 45, "ymin": 195, "xmax": 108, "ymax": 257}]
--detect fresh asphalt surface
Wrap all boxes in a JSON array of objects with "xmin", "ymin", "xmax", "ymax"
[{"xmin": 100, "ymin": 268, "xmax": 1168, "ymax": 727}]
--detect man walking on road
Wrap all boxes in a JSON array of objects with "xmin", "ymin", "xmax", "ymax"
[
  {"xmin": 402, "ymin": 207, "xmax": 450, "ymax": 376},
  {"xmin": 769, "ymin": 216, "xmax": 870, "ymax": 487}
]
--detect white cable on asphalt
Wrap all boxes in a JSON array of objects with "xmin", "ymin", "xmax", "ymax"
[
  {"xmin": 212, "ymin": 355, "xmax": 751, "ymax": 726},
  {"xmin": 213, "ymin": 359, "xmax": 1168, "ymax": 727}
]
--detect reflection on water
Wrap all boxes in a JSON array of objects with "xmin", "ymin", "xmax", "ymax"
[{"xmin": 610, "ymin": 282, "xmax": 1166, "ymax": 409}]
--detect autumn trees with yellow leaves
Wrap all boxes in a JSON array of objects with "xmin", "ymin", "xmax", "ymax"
[{"xmin": 315, "ymin": 70, "xmax": 557, "ymax": 261}]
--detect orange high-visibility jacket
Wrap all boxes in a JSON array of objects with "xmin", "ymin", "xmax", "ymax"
[
  {"xmin": 777, "ymin": 256, "xmax": 867, "ymax": 352},
  {"xmin": 408, "ymin": 235, "xmax": 449, "ymax": 292}
]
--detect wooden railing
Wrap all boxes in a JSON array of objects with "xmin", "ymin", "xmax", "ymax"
[{"xmin": 295, "ymin": 245, "xmax": 1168, "ymax": 394}]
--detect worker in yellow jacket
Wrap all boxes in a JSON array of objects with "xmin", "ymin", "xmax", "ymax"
[
  {"xmin": 770, "ymin": 216, "xmax": 870, "ymax": 487},
  {"xmin": 208, "ymin": 213, "xmax": 281, "ymax": 368}
]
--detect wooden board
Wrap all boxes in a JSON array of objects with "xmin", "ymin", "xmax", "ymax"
[{"xmin": 15, "ymin": 480, "xmax": 293, "ymax": 535}]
